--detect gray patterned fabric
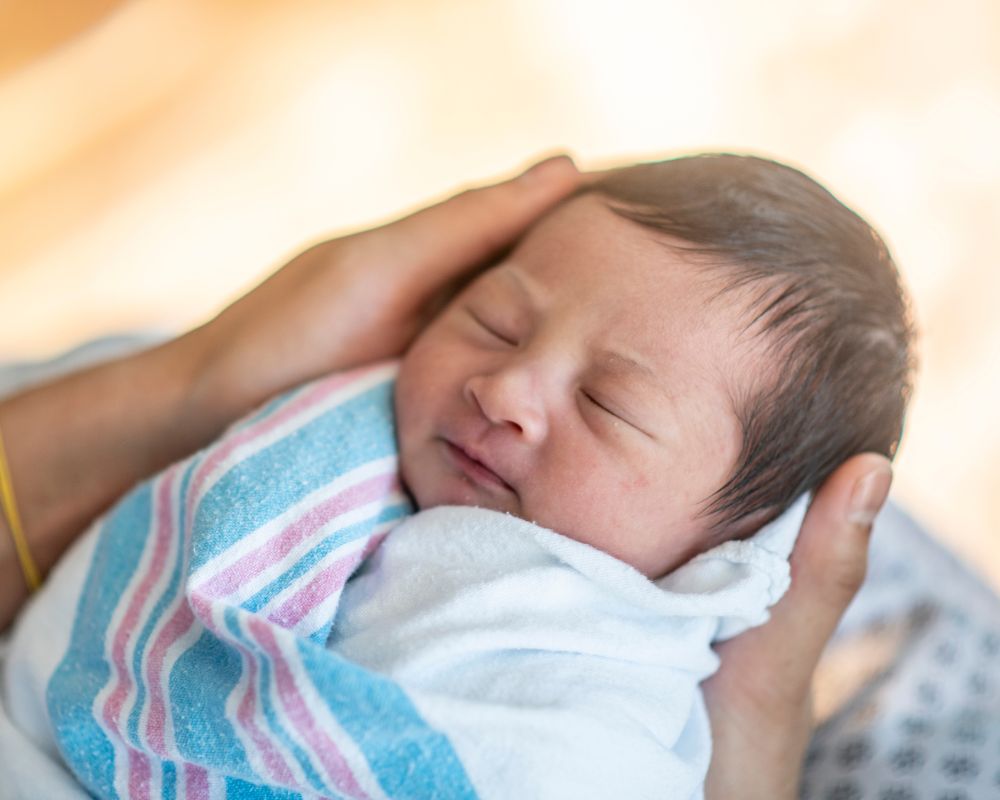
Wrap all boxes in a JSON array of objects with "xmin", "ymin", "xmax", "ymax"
[
  {"xmin": 2, "ymin": 335, "xmax": 999, "ymax": 799},
  {"xmin": 804, "ymin": 500, "xmax": 1000, "ymax": 799}
]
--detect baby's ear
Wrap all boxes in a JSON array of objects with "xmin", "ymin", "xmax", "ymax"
[{"xmin": 717, "ymin": 506, "xmax": 781, "ymax": 544}]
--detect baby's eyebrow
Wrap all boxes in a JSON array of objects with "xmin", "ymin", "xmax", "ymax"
[
  {"xmin": 499, "ymin": 266, "xmax": 538, "ymax": 307},
  {"xmin": 595, "ymin": 350, "xmax": 669, "ymax": 402},
  {"xmin": 598, "ymin": 350, "xmax": 655, "ymax": 382}
]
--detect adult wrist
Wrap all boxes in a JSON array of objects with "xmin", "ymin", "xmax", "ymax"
[{"xmin": 162, "ymin": 326, "xmax": 248, "ymax": 448}]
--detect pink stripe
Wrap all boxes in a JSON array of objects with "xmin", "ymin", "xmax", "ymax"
[
  {"xmin": 360, "ymin": 530, "xmax": 389, "ymax": 559},
  {"xmin": 101, "ymin": 468, "xmax": 178, "ymax": 738},
  {"xmin": 184, "ymin": 763, "xmax": 209, "ymax": 800},
  {"xmin": 234, "ymin": 642, "xmax": 298, "ymax": 787},
  {"xmin": 269, "ymin": 529, "xmax": 389, "ymax": 632},
  {"xmin": 187, "ymin": 593, "xmax": 214, "ymax": 631},
  {"xmin": 194, "ymin": 471, "xmax": 399, "ymax": 601},
  {"xmin": 128, "ymin": 748, "xmax": 151, "ymax": 800},
  {"xmin": 268, "ymin": 550, "xmax": 367, "ymax": 629},
  {"xmin": 143, "ymin": 601, "xmax": 195, "ymax": 756},
  {"xmin": 248, "ymin": 618, "xmax": 370, "ymax": 799}
]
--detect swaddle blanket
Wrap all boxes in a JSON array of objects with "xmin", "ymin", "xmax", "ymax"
[{"xmin": 10, "ymin": 360, "xmax": 806, "ymax": 800}]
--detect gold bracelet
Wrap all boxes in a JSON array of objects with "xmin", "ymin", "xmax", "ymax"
[{"xmin": 0, "ymin": 422, "xmax": 41, "ymax": 592}]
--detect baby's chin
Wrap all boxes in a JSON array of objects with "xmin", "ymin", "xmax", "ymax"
[
  {"xmin": 398, "ymin": 465, "xmax": 513, "ymax": 516},
  {"xmin": 411, "ymin": 485, "xmax": 518, "ymax": 517}
]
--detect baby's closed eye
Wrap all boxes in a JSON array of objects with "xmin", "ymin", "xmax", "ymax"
[
  {"xmin": 580, "ymin": 389, "xmax": 655, "ymax": 438},
  {"xmin": 581, "ymin": 390, "xmax": 619, "ymax": 418},
  {"xmin": 465, "ymin": 307, "xmax": 518, "ymax": 346}
]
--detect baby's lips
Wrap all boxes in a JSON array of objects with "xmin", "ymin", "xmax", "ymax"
[{"xmin": 447, "ymin": 438, "xmax": 516, "ymax": 494}]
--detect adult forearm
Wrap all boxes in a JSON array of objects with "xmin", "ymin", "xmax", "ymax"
[{"xmin": 0, "ymin": 332, "xmax": 223, "ymax": 631}]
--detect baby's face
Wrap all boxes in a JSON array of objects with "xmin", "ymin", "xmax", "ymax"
[{"xmin": 395, "ymin": 194, "xmax": 757, "ymax": 578}]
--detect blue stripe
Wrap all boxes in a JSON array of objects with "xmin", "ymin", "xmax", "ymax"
[
  {"xmin": 233, "ymin": 609, "xmax": 329, "ymax": 795},
  {"xmin": 47, "ymin": 483, "xmax": 156, "ymax": 799},
  {"xmin": 127, "ymin": 459, "xmax": 199, "ymax": 744},
  {"xmin": 167, "ymin": 629, "xmax": 250, "ymax": 770},
  {"xmin": 297, "ymin": 642, "xmax": 479, "ymax": 799},
  {"xmin": 162, "ymin": 760, "xmax": 176, "ymax": 800},
  {"xmin": 224, "ymin": 775, "xmax": 306, "ymax": 798},
  {"xmin": 189, "ymin": 380, "xmax": 398, "ymax": 572}
]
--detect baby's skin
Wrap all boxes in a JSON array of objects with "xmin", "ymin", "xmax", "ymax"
[{"xmin": 395, "ymin": 193, "xmax": 764, "ymax": 579}]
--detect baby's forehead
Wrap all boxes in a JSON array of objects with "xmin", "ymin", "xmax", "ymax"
[
  {"xmin": 502, "ymin": 195, "xmax": 741, "ymax": 315},
  {"xmin": 479, "ymin": 245, "xmax": 763, "ymax": 376},
  {"xmin": 513, "ymin": 193, "xmax": 656, "ymax": 257}
]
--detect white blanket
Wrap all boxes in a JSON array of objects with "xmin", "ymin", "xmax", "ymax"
[{"xmin": 328, "ymin": 500, "xmax": 807, "ymax": 799}]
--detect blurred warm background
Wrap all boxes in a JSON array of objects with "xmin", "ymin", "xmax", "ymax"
[{"xmin": 1, "ymin": 0, "xmax": 997, "ymax": 586}]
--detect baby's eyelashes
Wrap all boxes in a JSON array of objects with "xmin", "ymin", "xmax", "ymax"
[
  {"xmin": 581, "ymin": 389, "xmax": 657, "ymax": 441},
  {"xmin": 582, "ymin": 389, "xmax": 637, "ymax": 430},
  {"xmin": 582, "ymin": 390, "xmax": 617, "ymax": 418},
  {"xmin": 466, "ymin": 308, "xmax": 518, "ymax": 346}
]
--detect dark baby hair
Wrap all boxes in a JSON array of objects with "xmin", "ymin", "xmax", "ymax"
[{"xmin": 586, "ymin": 153, "xmax": 916, "ymax": 540}]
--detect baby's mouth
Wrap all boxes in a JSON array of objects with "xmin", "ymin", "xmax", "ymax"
[{"xmin": 441, "ymin": 439, "xmax": 516, "ymax": 494}]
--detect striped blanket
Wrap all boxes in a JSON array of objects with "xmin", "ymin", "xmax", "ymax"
[{"xmin": 44, "ymin": 361, "xmax": 482, "ymax": 799}]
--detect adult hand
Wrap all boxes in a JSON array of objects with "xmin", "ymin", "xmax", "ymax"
[
  {"xmin": 0, "ymin": 155, "xmax": 579, "ymax": 630},
  {"xmin": 703, "ymin": 453, "xmax": 894, "ymax": 799},
  {"xmin": 187, "ymin": 154, "xmax": 581, "ymax": 426}
]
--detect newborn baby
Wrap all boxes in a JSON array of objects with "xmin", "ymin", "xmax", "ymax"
[
  {"xmin": 5, "ymin": 154, "xmax": 914, "ymax": 800},
  {"xmin": 398, "ymin": 154, "xmax": 913, "ymax": 575}
]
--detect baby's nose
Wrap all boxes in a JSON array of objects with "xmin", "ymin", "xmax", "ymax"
[{"xmin": 464, "ymin": 370, "xmax": 547, "ymax": 442}]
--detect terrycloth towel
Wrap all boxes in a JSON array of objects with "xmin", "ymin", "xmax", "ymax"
[
  {"xmin": 4, "ymin": 360, "xmax": 805, "ymax": 799},
  {"xmin": 329, "ymin": 498, "xmax": 806, "ymax": 800}
]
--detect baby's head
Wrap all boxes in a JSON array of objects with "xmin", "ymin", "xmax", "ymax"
[{"xmin": 395, "ymin": 154, "xmax": 914, "ymax": 578}]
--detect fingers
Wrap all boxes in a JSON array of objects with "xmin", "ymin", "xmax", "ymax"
[
  {"xmin": 374, "ymin": 154, "xmax": 581, "ymax": 279},
  {"xmin": 578, "ymin": 164, "xmax": 626, "ymax": 185},
  {"xmin": 778, "ymin": 454, "xmax": 892, "ymax": 671},
  {"xmin": 713, "ymin": 453, "xmax": 893, "ymax": 700},
  {"xmin": 702, "ymin": 459, "xmax": 891, "ymax": 800}
]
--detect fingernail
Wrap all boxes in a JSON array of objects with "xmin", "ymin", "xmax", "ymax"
[
  {"xmin": 518, "ymin": 154, "xmax": 577, "ymax": 184},
  {"xmin": 847, "ymin": 466, "xmax": 893, "ymax": 527}
]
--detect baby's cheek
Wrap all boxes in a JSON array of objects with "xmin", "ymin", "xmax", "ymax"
[
  {"xmin": 608, "ymin": 453, "xmax": 652, "ymax": 494},
  {"xmin": 619, "ymin": 472, "xmax": 651, "ymax": 492},
  {"xmin": 570, "ymin": 448, "xmax": 650, "ymax": 497}
]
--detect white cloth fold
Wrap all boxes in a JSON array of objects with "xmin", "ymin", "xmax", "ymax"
[
  {"xmin": 658, "ymin": 493, "xmax": 809, "ymax": 639},
  {"xmin": 328, "ymin": 498, "xmax": 808, "ymax": 799}
]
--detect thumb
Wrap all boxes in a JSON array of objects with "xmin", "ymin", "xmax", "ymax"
[
  {"xmin": 371, "ymin": 154, "xmax": 581, "ymax": 280},
  {"xmin": 714, "ymin": 453, "xmax": 893, "ymax": 701}
]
